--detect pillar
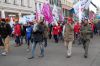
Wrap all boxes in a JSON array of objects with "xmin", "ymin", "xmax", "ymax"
[
  {"xmin": 1, "ymin": 10, "xmax": 5, "ymax": 18},
  {"xmin": 19, "ymin": 12, "xmax": 21, "ymax": 18}
]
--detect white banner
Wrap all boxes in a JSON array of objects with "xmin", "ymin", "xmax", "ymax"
[
  {"xmin": 73, "ymin": 0, "xmax": 91, "ymax": 22},
  {"xmin": 52, "ymin": 4, "xmax": 59, "ymax": 25}
]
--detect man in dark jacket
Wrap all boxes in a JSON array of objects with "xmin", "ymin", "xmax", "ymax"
[
  {"xmin": 28, "ymin": 20, "xmax": 45, "ymax": 59},
  {"xmin": 96, "ymin": 20, "xmax": 100, "ymax": 35},
  {"xmin": 0, "ymin": 19, "xmax": 12, "ymax": 55}
]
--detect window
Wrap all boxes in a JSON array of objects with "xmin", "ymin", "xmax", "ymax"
[
  {"xmin": 52, "ymin": 0, "xmax": 54, "ymax": 5},
  {"xmin": 50, "ymin": 0, "xmax": 52, "ymax": 4},
  {"xmin": 58, "ymin": 0, "xmax": 61, "ymax": 7},
  {"xmin": 39, "ymin": 3, "xmax": 41, "ymax": 9},
  {"xmin": 27, "ymin": 0, "xmax": 30, "ymax": 7},
  {"xmin": 4, "ymin": 0, "xmax": 10, "ymax": 4},
  {"xmin": 14, "ymin": 0, "xmax": 16, "ymax": 5},
  {"xmin": 50, "ymin": 0, "xmax": 53, "ymax": 5},
  {"xmin": 5, "ymin": 0, "xmax": 7, "ymax": 3},
  {"xmin": 21, "ymin": 0, "xmax": 25, "ymax": 7},
  {"xmin": 21, "ymin": 0, "xmax": 23, "ymax": 6}
]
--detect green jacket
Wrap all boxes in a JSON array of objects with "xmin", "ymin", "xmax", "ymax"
[{"xmin": 80, "ymin": 24, "xmax": 92, "ymax": 40}]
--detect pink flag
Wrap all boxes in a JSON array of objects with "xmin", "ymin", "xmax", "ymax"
[
  {"xmin": 89, "ymin": 11, "xmax": 96, "ymax": 20},
  {"xmin": 42, "ymin": 3, "xmax": 53, "ymax": 23},
  {"xmin": 36, "ymin": 10, "xmax": 38, "ymax": 21}
]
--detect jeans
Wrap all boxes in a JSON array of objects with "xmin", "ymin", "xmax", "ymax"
[
  {"xmin": 64, "ymin": 41, "xmax": 73, "ymax": 56},
  {"xmin": 97, "ymin": 30, "xmax": 100, "ymax": 35},
  {"xmin": 31, "ymin": 42, "xmax": 44, "ymax": 57},
  {"xmin": 82, "ymin": 39, "xmax": 90, "ymax": 56},
  {"xmin": 44, "ymin": 38, "xmax": 47, "ymax": 47},
  {"xmin": 90, "ymin": 32, "xmax": 93, "ymax": 38},
  {"xmin": 20, "ymin": 36, "xmax": 24, "ymax": 44},
  {"xmin": 53, "ymin": 35, "xmax": 58, "ymax": 43},
  {"xmin": 15, "ymin": 36, "xmax": 20, "ymax": 45},
  {"xmin": 48, "ymin": 31, "xmax": 52, "ymax": 39}
]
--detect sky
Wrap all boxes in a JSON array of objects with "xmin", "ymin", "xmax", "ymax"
[{"xmin": 89, "ymin": 0, "xmax": 100, "ymax": 13}]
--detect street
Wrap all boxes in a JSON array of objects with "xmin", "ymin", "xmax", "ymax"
[{"xmin": 0, "ymin": 35, "xmax": 100, "ymax": 66}]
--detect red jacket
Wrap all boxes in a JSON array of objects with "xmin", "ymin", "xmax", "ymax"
[
  {"xmin": 74, "ymin": 24, "xmax": 80, "ymax": 33},
  {"xmin": 52, "ymin": 25, "xmax": 59, "ymax": 35},
  {"xmin": 14, "ymin": 24, "xmax": 21, "ymax": 36},
  {"xmin": 90, "ymin": 23, "xmax": 95, "ymax": 32},
  {"xmin": 58, "ymin": 24, "xmax": 62, "ymax": 34}
]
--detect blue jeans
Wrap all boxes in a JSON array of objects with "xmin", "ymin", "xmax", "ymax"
[
  {"xmin": 15, "ymin": 36, "xmax": 20, "ymax": 45},
  {"xmin": 32, "ymin": 42, "xmax": 44, "ymax": 57}
]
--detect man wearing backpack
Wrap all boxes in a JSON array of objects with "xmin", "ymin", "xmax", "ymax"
[{"xmin": 14, "ymin": 20, "xmax": 21, "ymax": 47}]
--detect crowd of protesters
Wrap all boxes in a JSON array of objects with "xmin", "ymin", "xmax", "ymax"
[{"xmin": 0, "ymin": 16, "xmax": 100, "ymax": 59}]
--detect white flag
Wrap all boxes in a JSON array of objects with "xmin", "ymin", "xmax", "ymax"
[{"xmin": 73, "ymin": 0, "xmax": 91, "ymax": 22}]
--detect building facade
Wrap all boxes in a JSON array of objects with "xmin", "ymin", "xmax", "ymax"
[
  {"xmin": 61, "ymin": 0, "xmax": 73, "ymax": 17},
  {"xmin": 0, "ymin": 0, "xmax": 35, "ymax": 18},
  {"xmin": 49, "ymin": 0, "xmax": 61, "ymax": 14}
]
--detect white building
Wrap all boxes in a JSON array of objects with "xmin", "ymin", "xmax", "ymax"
[{"xmin": 0, "ymin": 0, "xmax": 35, "ymax": 18}]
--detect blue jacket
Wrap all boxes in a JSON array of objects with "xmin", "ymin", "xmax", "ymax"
[{"xmin": 26, "ymin": 26, "xmax": 32, "ymax": 39}]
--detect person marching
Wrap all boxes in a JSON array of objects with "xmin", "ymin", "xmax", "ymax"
[
  {"xmin": 0, "ymin": 18, "xmax": 12, "ymax": 56},
  {"xmin": 40, "ymin": 19, "xmax": 48, "ymax": 47},
  {"xmin": 52, "ymin": 23, "xmax": 59, "ymax": 43},
  {"xmin": 80, "ymin": 19, "xmax": 92, "ymax": 58},
  {"xmin": 28, "ymin": 20, "xmax": 45, "ymax": 59},
  {"xmin": 14, "ymin": 20, "xmax": 21, "ymax": 47},
  {"xmin": 26, "ymin": 22, "xmax": 33, "ymax": 51},
  {"xmin": 63, "ymin": 16, "xmax": 74, "ymax": 58}
]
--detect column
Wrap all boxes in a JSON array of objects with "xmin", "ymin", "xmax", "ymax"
[
  {"xmin": 1, "ymin": 10, "xmax": 5, "ymax": 18},
  {"xmin": 19, "ymin": 12, "xmax": 21, "ymax": 18}
]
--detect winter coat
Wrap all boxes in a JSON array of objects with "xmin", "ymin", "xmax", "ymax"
[
  {"xmin": 74, "ymin": 24, "xmax": 80, "ymax": 33},
  {"xmin": 33, "ymin": 24, "xmax": 44, "ymax": 42},
  {"xmin": 80, "ymin": 24, "xmax": 92, "ymax": 40},
  {"xmin": 52, "ymin": 25, "xmax": 59, "ymax": 35},
  {"xmin": 26, "ymin": 26, "xmax": 33, "ymax": 40},
  {"xmin": 14, "ymin": 24, "xmax": 21, "ymax": 36},
  {"xmin": 58, "ymin": 24, "xmax": 62, "ymax": 34},
  {"xmin": 90, "ymin": 23, "xmax": 95, "ymax": 32},
  {"xmin": 0, "ymin": 22, "xmax": 12, "ymax": 39},
  {"xmin": 63, "ymin": 23, "xmax": 74, "ymax": 42},
  {"xmin": 42, "ymin": 24, "xmax": 48, "ymax": 38}
]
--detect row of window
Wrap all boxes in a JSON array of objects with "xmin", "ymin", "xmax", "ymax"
[
  {"xmin": 0, "ymin": 0, "xmax": 32, "ymax": 8},
  {"xmin": 49, "ymin": 0, "xmax": 61, "ymax": 7}
]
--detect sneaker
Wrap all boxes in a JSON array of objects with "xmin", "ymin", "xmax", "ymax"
[
  {"xmin": 84, "ymin": 55, "xmax": 88, "ymax": 58},
  {"xmin": 38, "ymin": 55, "xmax": 44, "ymax": 58},
  {"xmin": 1, "ymin": 52, "xmax": 7, "ymax": 56},
  {"xmin": 66, "ymin": 56, "xmax": 71, "ymax": 58},
  {"xmin": 28, "ymin": 56, "xmax": 34, "ymax": 59},
  {"xmin": 26, "ymin": 49, "xmax": 30, "ymax": 52}
]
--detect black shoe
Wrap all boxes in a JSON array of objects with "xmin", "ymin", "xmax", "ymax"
[
  {"xmin": 44, "ymin": 44, "xmax": 47, "ymax": 47},
  {"xmin": 66, "ymin": 56, "xmax": 71, "ymax": 58},
  {"xmin": 28, "ymin": 56, "xmax": 34, "ymax": 59},
  {"xmin": 84, "ymin": 55, "xmax": 88, "ymax": 58}
]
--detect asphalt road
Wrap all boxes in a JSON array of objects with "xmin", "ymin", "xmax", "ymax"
[{"xmin": 0, "ymin": 35, "xmax": 100, "ymax": 66}]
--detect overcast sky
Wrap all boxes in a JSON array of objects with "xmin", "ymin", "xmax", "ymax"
[{"xmin": 89, "ymin": 0, "xmax": 100, "ymax": 13}]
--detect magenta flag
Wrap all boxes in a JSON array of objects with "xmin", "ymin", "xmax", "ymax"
[
  {"xmin": 36, "ymin": 10, "xmax": 38, "ymax": 21},
  {"xmin": 89, "ymin": 11, "xmax": 96, "ymax": 20},
  {"xmin": 42, "ymin": 3, "xmax": 53, "ymax": 23}
]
